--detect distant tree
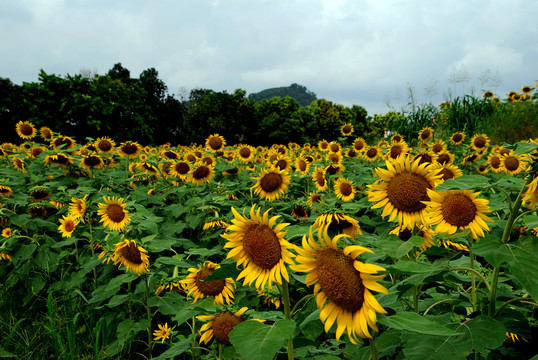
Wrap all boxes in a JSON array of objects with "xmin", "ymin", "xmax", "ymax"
[
  {"xmin": 107, "ymin": 63, "xmax": 131, "ymax": 82},
  {"xmin": 253, "ymin": 96, "xmax": 303, "ymax": 145},
  {"xmin": 300, "ymin": 99, "xmax": 352, "ymax": 142},
  {"xmin": 248, "ymin": 83, "xmax": 317, "ymax": 106}
]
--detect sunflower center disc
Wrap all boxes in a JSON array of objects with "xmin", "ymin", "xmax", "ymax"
[
  {"xmin": 64, "ymin": 221, "xmax": 75, "ymax": 233},
  {"xmin": 193, "ymin": 166, "xmax": 210, "ymax": 180},
  {"xmin": 239, "ymin": 148, "xmax": 251, "ymax": 158},
  {"xmin": 387, "ymin": 172, "xmax": 431, "ymax": 212},
  {"xmin": 260, "ymin": 173, "xmax": 283, "ymax": 193},
  {"xmin": 120, "ymin": 243, "xmax": 143, "ymax": 265},
  {"xmin": 366, "ymin": 148, "xmax": 377, "ymax": 158},
  {"xmin": 452, "ymin": 134, "xmax": 462, "ymax": 143},
  {"xmin": 107, "ymin": 204, "xmax": 126, "ymax": 223},
  {"xmin": 342, "ymin": 125, "xmax": 352, "ymax": 133},
  {"xmin": 175, "ymin": 162, "xmax": 190, "ymax": 174},
  {"xmin": 437, "ymin": 154, "xmax": 450, "ymax": 164},
  {"xmin": 298, "ymin": 160, "xmax": 307, "ymax": 172},
  {"xmin": 354, "ymin": 141, "xmax": 364, "ymax": 151},
  {"xmin": 316, "ymin": 248, "xmax": 365, "ymax": 313},
  {"xmin": 504, "ymin": 157, "xmax": 519, "ymax": 171},
  {"xmin": 339, "ymin": 182, "xmax": 353, "ymax": 196},
  {"xmin": 474, "ymin": 137, "xmax": 486, "ymax": 148},
  {"xmin": 421, "ymin": 130, "xmax": 431, "ymax": 140},
  {"xmin": 196, "ymin": 268, "xmax": 226, "ymax": 296},
  {"xmin": 439, "ymin": 168, "xmax": 455, "ymax": 181},
  {"xmin": 208, "ymin": 137, "xmax": 223, "ymax": 150},
  {"xmin": 432, "ymin": 144, "xmax": 443, "ymax": 153},
  {"xmin": 85, "ymin": 156, "xmax": 101, "ymax": 166},
  {"xmin": 98, "ymin": 141, "xmax": 112, "ymax": 152},
  {"xmin": 122, "ymin": 144, "xmax": 138, "ymax": 154},
  {"xmin": 32, "ymin": 190, "xmax": 49, "ymax": 200},
  {"xmin": 212, "ymin": 312, "xmax": 243, "ymax": 345},
  {"xmin": 390, "ymin": 145, "xmax": 402, "ymax": 159},
  {"xmin": 242, "ymin": 224, "xmax": 282, "ymax": 269},
  {"xmin": 276, "ymin": 159, "xmax": 287, "ymax": 170},
  {"xmin": 441, "ymin": 193, "xmax": 477, "ymax": 227},
  {"xmin": 21, "ymin": 124, "xmax": 33, "ymax": 135}
]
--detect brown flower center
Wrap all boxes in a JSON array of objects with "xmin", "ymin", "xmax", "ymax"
[
  {"xmin": 174, "ymin": 161, "xmax": 190, "ymax": 175},
  {"xmin": 31, "ymin": 189, "xmax": 50, "ymax": 200},
  {"xmin": 212, "ymin": 312, "xmax": 243, "ymax": 345},
  {"xmin": 242, "ymin": 224, "xmax": 282, "ymax": 269},
  {"xmin": 441, "ymin": 193, "xmax": 477, "ymax": 227},
  {"xmin": 193, "ymin": 165, "xmax": 210, "ymax": 180},
  {"xmin": 208, "ymin": 137, "xmax": 223, "ymax": 150},
  {"xmin": 366, "ymin": 148, "xmax": 378, "ymax": 158},
  {"xmin": 107, "ymin": 204, "xmax": 126, "ymax": 223},
  {"xmin": 84, "ymin": 155, "xmax": 102, "ymax": 167},
  {"xmin": 354, "ymin": 140, "xmax": 365, "ymax": 151},
  {"xmin": 339, "ymin": 182, "xmax": 353, "ymax": 196},
  {"xmin": 432, "ymin": 144, "xmax": 443, "ymax": 153},
  {"xmin": 420, "ymin": 129, "xmax": 431, "ymax": 140},
  {"xmin": 239, "ymin": 147, "xmax": 251, "ymax": 158},
  {"xmin": 389, "ymin": 145, "xmax": 403, "ymax": 159},
  {"xmin": 452, "ymin": 133, "xmax": 463, "ymax": 143},
  {"xmin": 64, "ymin": 220, "xmax": 75, "ymax": 233},
  {"xmin": 120, "ymin": 242, "xmax": 143, "ymax": 264},
  {"xmin": 297, "ymin": 159, "xmax": 307, "ymax": 172},
  {"xmin": 325, "ymin": 164, "xmax": 341, "ymax": 176},
  {"xmin": 330, "ymin": 143, "xmax": 340, "ymax": 153},
  {"xmin": 490, "ymin": 156, "xmax": 501, "ymax": 169},
  {"xmin": 473, "ymin": 136, "xmax": 487, "ymax": 148},
  {"xmin": 32, "ymin": 147, "xmax": 44, "ymax": 157},
  {"xmin": 195, "ymin": 268, "xmax": 226, "ymax": 296},
  {"xmin": 342, "ymin": 125, "xmax": 352, "ymax": 134},
  {"xmin": 54, "ymin": 137, "xmax": 73, "ymax": 148},
  {"xmin": 275, "ymin": 159, "xmax": 288, "ymax": 170},
  {"xmin": 98, "ymin": 140, "xmax": 113, "ymax": 152},
  {"xmin": 260, "ymin": 172, "xmax": 283, "ymax": 193},
  {"xmin": 121, "ymin": 143, "xmax": 138, "ymax": 155},
  {"xmin": 20, "ymin": 123, "xmax": 34, "ymax": 136},
  {"xmin": 416, "ymin": 153, "xmax": 432, "ymax": 165},
  {"xmin": 310, "ymin": 194, "xmax": 321, "ymax": 203},
  {"xmin": 315, "ymin": 171, "xmax": 326, "ymax": 187},
  {"xmin": 316, "ymin": 248, "xmax": 365, "ymax": 313},
  {"xmin": 437, "ymin": 153, "xmax": 451, "ymax": 164},
  {"xmin": 439, "ymin": 168, "xmax": 455, "ymax": 181},
  {"xmin": 164, "ymin": 150, "xmax": 178, "ymax": 159},
  {"xmin": 387, "ymin": 172, "xmax": 431, "ymax": 212},
  {"xmin": 504, "ymin": 157, "xmax": 519, "ymax": 171}
]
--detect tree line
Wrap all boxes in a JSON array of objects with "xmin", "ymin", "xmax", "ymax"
[{"xmin": 0, "ymin": 63, "xmax": 386, "ymax": 146}]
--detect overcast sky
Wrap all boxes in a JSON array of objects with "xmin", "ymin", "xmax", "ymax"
[{"xmin": 2, "ymin": 0, "xmax": 537, "ymax": 115}]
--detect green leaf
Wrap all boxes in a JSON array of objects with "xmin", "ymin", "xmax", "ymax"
[
  {"xmin": 0, "ymin": 346, "xmax": 14, "ymax": 358},
  {"xmin": 229, "ymin": 320, "xmax": 296, "ymax": 360},
  {"xmin": 513, "ymin": 141, "xmax": 538, "ymax": 155},
  {"xmin": 435, "ymin": 175, "xmax": 490, "ymax": 192},
  {"xmin": 378, "ymin": 312, "xmax": 463, "ymax": 336},
  {"xmin": 471, "ymin": 236, "xmax": 510, "ymax": 267},
  {"xmin": 505, "ymin": 237, "xmax": 538, "ymax": 301},
  {"xmin": 107, "ymin": 294, "xmax": 129, "ymax": 308},
  {"xmin": 401, "ymin": 315, "xmax": 505, "ymax": 360},
  {"xmin": 389, "ymin": 261, "xmax": 444, "ymax": 275},
  {"xmin": 396, "ymin": 236, "xmax": 425, "ymax": 258},
  {"xmin": 204, "ymin": 263, "xmax": 241, "ymax": 281},
  {"xmin": 522, "ymin": 215, "xmax": 538, "ymax": 229},
  {"xmin": 151, "ymin": 339, "xmax": 191, "ymax": 360}
]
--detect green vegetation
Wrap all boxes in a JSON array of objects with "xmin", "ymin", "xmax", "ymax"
[{"xmin": 248, "ymin": 83, "xmax": 317, "ymax": 106}]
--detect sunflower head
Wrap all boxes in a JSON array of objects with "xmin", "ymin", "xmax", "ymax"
[
  {"xmin": 181, "ymin": 261, "xmax": 235, "ymax": 305},
  {"xmin": 418, "ymin": 127, "xmax": 434, "ymax": 142},
  {"xmin": 205, "ymin": 134, "xmax": 226, "ymax": 152},
  {"xmin": 334, "ymin": 178, "xmax": 356, "ymax": 202},
  {"xmin": 197, "ymin": 307, "xmax": 254, "ymax": 345},
  {"xmin": 112, "ymin": 239, "xmax": 149, "ymax": 274},
  {"xmin": 251, "ymin": 167, "xmax": 291, "ymax": 201},
  {"xmin": 40, "ymin": 126, "xmax": 54, "ymax": 140},
  {"xmin": 29, "ymin": 186, "xmax": 50, "ymax": 201},
  {"xmin": 471, "ymin": 134, "xmax": 490, "ymax": 152},
  {"xmin": 16, "ymin": 121, "xmax": 37, "ymax": 140},
  {"xmin": 340, "ymin": 123, "xmax": 354, "ymax": 136},
  {"xmin": 97, "ymin": 196, "xmax": 131, "ymax": 232},
  {"xmin": 313, "ymin": 211, "xmax": 362, "ymax": 239},
  {"xmin": 94, "ymin": 137, "xmax": 116, "ymax": 153}
]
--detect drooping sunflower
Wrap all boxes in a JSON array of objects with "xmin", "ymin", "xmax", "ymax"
[
  {"xmin": 97, "ymin": 196, "xmax": 131, "ymax": 231},
  {"xmin": 522, "ymin": 177, "xmax": 538, "ymax": 209},
  {"xmin": 11, "ymin": 157, "xmax": 26, "ymax": 173},
  {"xmin": 181, "ymin": 261, "xmax": 236, "ymax": 305},
  {"xmin": 389, "ymin": 224, "xmax": 435, "ymax": 251},
  {"xmin": 0, "ymin": 185, "xmax": 13, "ymax": 198},
  {"xmin": 51, "ymin": 136, "xmax": 76, "ymax": 150},
  {"xmin": 205, "ymin": 134, "xmax": 226, "ymax": 152},
  {"xmin": 251, "ymin": 167, "xmax": 291, "ymax": 201},
  {"xmin": 418, "ymin": 127, "xmax": 434, "ymax": 142},
  {"xmin": 197, "ymin": 307, "xmax": 264, "ymax": 345},
  {"xmin": 29, "ymin": 186, "xmax": 50, "ymax": 202},
  {"xmin": 94, "ymin": 137, "xmax": 116, "ymax": 154},
  {"xmin": 313, "ymin": 211, "xmax": 362, "ymax": 239},
  {"xmin": 39, "ymin": 126, "xmax": 54, "ymax": 140},
  {"xmin": 16, "ymin": 121, "xmax": 37, "ymax": 140},
  {"xmin": 307, "ymin": 193, "xmax": 322, "ymax": 207},
  {"xmin": 80, "ymin": 154, "xmax": 105, "ymax": 170},
  {"xmin": 334, "ymin": 178, "xmax": 356, "ymax": 202},
  {"xmin": 118, "ymin": 141, "xmax": 142, "ymax": 159},
  {"xmin": 312, "ymin": 166, "xmax": 328, "ymax": 192},
  {"xmin": 257, "ymin": 288, "xmax": 282, "ymax": 309},
  {"xmin": 423, "ymin": 189, "xmax": 493, "ymax": 239},
  {"xmin": 153, "ymin": 323, "xmax": 172, "ymax": 344},
  {"xmin": 367, "ymin": 156, "xmax": 443, "ymax": 229},
  {"xmin": 58, "ymin": 214, "xmax": 79, "ymax": 238},
  {"xmin": 500, "ymin": 151, "xmax": 528, "ymax": 176},
  {"xmin": 112, "ymin": 239, "xmax": 149, "ymax": 274},
  {"xmin": 340, "ymin": 123, "xmax": 354, "ymax": 136},
  {"xmin": 68, "ymin": 195, "xmax": 88, "ymax": 221},
  {"xmin": 28, "ymin": 202, "xmax": 50, "ymax": 217},
  {"xmin": 291, "ymin": 230, "xmax": 388, "ymax": 342},
  {"xmin": 221, "ymin": 205, "xmax": 295, "ymax": 290},
  {"xmin": 470, "ymin": 134, "xmax": 490, "ymax": 152},
  {"xmin": 203, "ymin": 218, "xmax": 230, "ymax": 230},
  {"xmin": 364, "ymin": 146, "xmax": 381, "ymax": 162}
]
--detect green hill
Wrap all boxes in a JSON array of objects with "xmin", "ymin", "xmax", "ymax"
[{"xmin": 248, "ymin": 83, "xmax": 317, "ymax": 106}]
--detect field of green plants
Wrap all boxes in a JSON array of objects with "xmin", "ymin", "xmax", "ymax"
[{"xmin": 0, "ymin": 86, "xmax": 538, "ymax": 360}]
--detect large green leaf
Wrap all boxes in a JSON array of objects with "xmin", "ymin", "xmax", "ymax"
[
  {"xmin": 401, "ymin": 315, "xmax": 506, "ymax": 360},
  {"xmin": 435, "ymin": 175, "xmax": 490, "ymax": 191},
  {"xmin": 378, "ymin": 312, "xmax": 462, "ymax": 336},
  {"xmin": 505, "ymin": 237, "xmax": 538, "ymax": 301},
  {"xmin": 229, "ymin": 319, "xmax": 296, "ymax": 360},
  {"xmin": 396, "ymin": 236, "xmax": 425, "ymax": 258},
  {"xmin": 151, "ymin": 338, "xmax": 191, "ymax": 360},
  {"xmin": 471, "ymin": 236, "xmax": 510, "ymax": 267},
  {"xmin": 204, "ymin": 263, "xmax": 241, "ymax": 281},
  {"xmin": 389, "ymin": 261, "xmax": 444, "ymax": 275}
]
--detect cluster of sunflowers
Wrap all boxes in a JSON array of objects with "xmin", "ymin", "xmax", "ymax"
[
  {"xmin": 1, "ymin": 118, "xmax": 538, "ymax": 358},
  {"xmin": 482, "ymin": 82, "xmax": 537, "ymax": 103}
]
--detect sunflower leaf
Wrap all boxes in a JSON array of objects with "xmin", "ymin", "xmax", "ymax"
[
  {"xmin": 505, "ymin": 237, "xmax": 538, "ymax": 301},
  {"xmin": 522, "ymin": 215, "xmax": 538, "ymax": 229},
  {"xmin": 229, "ymin": 319, "xmax": 296, "ymax": 360},
  {"xmin": 513, "ymin": 141, "xmax": 538, "ymax": 155},
  {"xmin": 434, "ymin": 175, "xmax": 490, "ymax": 192},
  {"xmin": 204, "ymin": 263, "xmax": 241, "ymax": 281},
  {"xmin": 378, "ymin": 312, "xmax": 463, "ymax": 336},
  {"xmin": 396, "ymin": 236, "xmax": 425, "ymax": 258}
]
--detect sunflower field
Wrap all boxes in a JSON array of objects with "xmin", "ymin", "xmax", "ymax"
[{"xmin": 1, "ymin": 98, "xmax": 538, "ymax": 360}]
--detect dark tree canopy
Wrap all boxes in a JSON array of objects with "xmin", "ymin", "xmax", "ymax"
[{"xmin": 248, "ymin": 83, "xmax": 317, "ymax": 107}]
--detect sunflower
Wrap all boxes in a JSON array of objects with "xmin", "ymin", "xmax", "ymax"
[
  {"xmin": 483, "ymin": 91, "xmax": 494, "ymax": 98},
  {"xmin": 11, "ymin": 157, "xmax": 25, "ymax": 173},
  {"xmin": 435, "ymin": 151, "xmax": 455, "ymax": 165},
  {"xmin": 345, "ymin": 148, "xmax": 358, "ymax": 158},
  {"xmin": 181, "ymin": 261, "xmax": 236, "ymax": 305},
  {"xmin": 0, "ymin": 185, "xmax": 13, "ymax": 198},
  {"xmin": 97, "ymin": 196, "xmax": 131, "ymax": 231},
  {"xmin": 295, "ymin": 156, "xmax": 311, "ymax": 175},
  {"xmin": 93, "ymin": 137, "xmax": 115, "ymax": 154},
  {"xmin": 153, "ymin": 323, "xmax": 172, "ymax": 344},
  {"xmin": 307, "ymin": 193, "xmax": 322, "ymax": 207},
  {"xmin": 312, "ymin": 167, "xmax": 328, "ymax": 192},
  {"xmin": 203, "ymin": 219, "xmax": 230, "ymax": 230},
  {"xmin": 118, "ymin": 141, "xmax": 142, "ymax": 159},
  {"xmin": 423, "ymin": 189, "xmax": 493, "ymax": 239},
  {"xmin": 51, "ymin": 136, "xmax": 76, "ymax": 150},
  {"xmin": 364, "ymin": 146, "xmax": 381, "ymax": 162},
  {"xmin": 318, "ymin": 140, "xmax": 330, "ymax": 152},
  {"xmin": 522, "ymin": 177, "xmax": 538, "ymax": 209},
  {"xmin": 45, "ymin": 153, "xmax": 74, "ymax": 167},
  {"xmin": 462, "ymin": 152, "xmax": 482, "ymax": 165},
  {"xmin": 170, "ymin": 160, "xmax": 191, "ymax": 180},
  {"xmin": 30, "ymin": 146, "xmax": 47, "ymax": 158},
  {"xmin": 257, "ymin": 288, "xmax": 282, "ymax": 309},
  {"xmin": 236, "ymin": 144, "xmax": 255, "ymax": 162},
  {"xmin": 313, "ymin": 211, "xmax": 362, "ymax": 239},
  {"xmin": 291, "ymin": 229, "xmax": 387, "ymax": 342},
  {"xmin": 138, "ymin": 161, "xmax": 160, "ymax": 177},
  {"xmin": 412, "ymin": 151, "xmax": 436, "ymax": 166},
  {"xmin": 340, "ymin": 123, "xmax": 354, "ymax": 136},
  {"xmin": 28, "ymin": 202, "xmax": 49, "ymax": 217},
  {"xmin": 430, "ymin": 140, "xmax": 446, "ymax": 154},
  {"xmin": 391, "ymin": 133, "xmax": 404, "ymax": 143},
  {"xmin": 470, "ymin": 134, "xmax": 490, "ymax": 152},
  {"xmin": 251, "ymin": 167, "xmax": 291, "ymax": 201},
  {"xmin": 16, "ymin": 121, "xmax": 37, "ymax": 140},
  {"xmin": 40, "ymin": 126, "xmax": 54, "ymax": 140},
  {"xmin": 334, "ymin": 178, "xmax": 356, "ymax": 202},
  {"xmin": 368, "ymin": 156, "xmax": 443, "ymax": 229},
  {"xmin": 111, "ymin": 239, "xmax": 149, "ymax": 274},
  {"xmin": 272, "ymin": 155, "xmax": 293, "ymax": 172},
  {"xmin": 155, "ymin": 279, "xmax": 185, "ymax": 296},
  {"xmin": 69, "ymin": 195, "xmax": 88, "ymax": 221},
  {"xmin": 431, "ymin": 162, "xmax": 463, "ymax": 182},
  {"xmin": 418, "ymin": 127, "xmax": 434, "ymax": 142},
  {"xmin": 221, "ymin": 206, "xmax": 295, "ymax": 290},
  {"xmin": 353, "ymin": 138, "xmax": 367, "ymax": 152},
  {"xmin": 325, "ymin": 163, "xmax": 345, "ymax": 177},
  {"xmin": 189, "ymin": 163, "xmax": 215, "ymax": 185},
  {"xmin": 49, "ymin": 200, "xmax": 66, "ymax": 210},
  {"xmin": 385, "ymin": 141, "xmax": 410, "ymax": 163},
  {"xmin": 29, "ymin": 186, "xmax": 50, "ymax": 202},
  {"xmin": 206, "ymin": 134, "xmax": 226, "ymax": 152},
  {"xmin": 500, "ymin": 151, "xmax": 528, "ymax": 176},
  {"xmin": 0, "ymin": 252, "xmax": 12, "ymax": 262},
  {"xmin": 197, "ymin": 307, "xmax": 263, "ymax": 345},
  {"xmin": 58, "ymin": 214, "xmax": 79, "ymax": 238},
  {"xmin": 389, "ymin": 225, "xmax": 435, "ymax": 251},
  {"xmin": 521, "ymin": 86, "xmax": 533, "ymax": 94},
  {"xmin": 80, "ymin": 154, "xmax": 105, "ymax": 170},
  {"xmin": 1, "ymin": 228, "xmax": 12, "ymax": 238},
  {"xmin": 291, "ymin": 203, "xmax": 310, "ymax": 220},
  {"xmin": 449, "ymin": 132, "xmax": 465, "ymax": 146}
]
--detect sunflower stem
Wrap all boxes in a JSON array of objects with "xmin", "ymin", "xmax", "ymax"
[
  {"xmin": 145, "ymin": 274, "xmax": 153, "ymax": 359},
  {"xmin": 279, "ymin": 280, "xmax": 294, "ymax": 360},
  {"xmin": 488, "ymin": 174, "xmax": 533, "ymax": 317},
  {"xmin": 468, "ymin": 238, "xmax": 477, "ymax": 312},
  {"xmin": 369, "ymin": 336, "xmax": 379, "ymax": 360}
]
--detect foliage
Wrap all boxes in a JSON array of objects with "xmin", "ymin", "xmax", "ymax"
[{"xmin": 248, "ymin": 83, "xmax": 317, "ymax": 107}]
